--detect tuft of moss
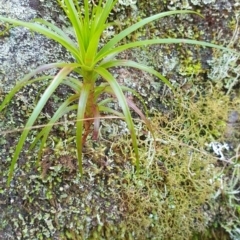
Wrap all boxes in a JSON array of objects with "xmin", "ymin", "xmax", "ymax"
[{"xmin": 111, "ymin": 87, "xmax": 238, "ymax": 239}]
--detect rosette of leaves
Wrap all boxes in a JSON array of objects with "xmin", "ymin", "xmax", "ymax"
[{"xmin": 0, "ymin": 0, "xmax": 234, "ymax": 185}]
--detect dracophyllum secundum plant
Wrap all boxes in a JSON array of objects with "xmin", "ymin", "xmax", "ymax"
[{"xmin": 0, "ymin": 0, "xmax": 235, "ymax": 185}]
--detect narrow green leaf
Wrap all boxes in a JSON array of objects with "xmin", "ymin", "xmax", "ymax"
[
  {"xmin": 36, "ymin": 104, "xmax": 78, "ymax": 165},
  {"xmin": 76, "ymin": 83, "xmax": 92, "ymax": 176},
  {"xmin": 0, "ymin": 76, "xmax": 52, "ymax": 112},
  {"xmin": 62, "ymin": 77, "xmax": 83, "ymax": 93},
  {"xmin": 30, "ymin": 95, "xmax": 79, "ymax": 163},
  {"xmin": 93, "ymin": 106, "xmax": 100, "ymax": 140},
  {"xmin": 125, "ymin": 97, "xmax": 154, "ymax": 139},
  {"xmin": 32, "ymin": 18, "xmax": 76, "ymax": 46},
  {"xmin": 64, "ymin": 0, "xmax": 85, "ymax": 55},
  {"xmin": 7, "ymin": 64, "xmax": 78, "ymax": 186},
  {"xmin": 99, "ymin": 105, "xmax": 125, "ymax": 118},
  {"xmin": 85, "ymin": 0, "xmax": 116, "ymax": 67},
  {"xmin": 0, "ymin": 63, "xmax": 70, "ymax": 112},
  {"xmin": 0, "ymin": 16, "xmax": 81, "ymax": 63},
  {"xmin": 98, "ymin": 38, "xmax": 237, "ymax": 63},
  {"xmin": 96, "ymin": 10, "xmax": 202, "ymax": 61},
  {"xmin": 100, "ymin": 59, "xmax": 172, "ymax": 88},
  {"xmin": 95, "ymin": 67, "xmax": 140, "ymax": 172},
  {"xmin": 98, "ymin": 97, "xmax": 115, "ymax": 106}
]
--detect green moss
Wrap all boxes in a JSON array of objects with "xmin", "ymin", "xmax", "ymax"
[
  {"xmin": 0, "ymin": 22, "xmax": 11, "ymax": 37},
  {"xmin": 109, "ymin": 87, "xmax": 237, "ymax": 240},
  {"xmin": 179, "ymin": 59, "xmax": 204, "ymax": 76}
]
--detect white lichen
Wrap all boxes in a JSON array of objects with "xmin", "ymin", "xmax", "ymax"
[
  {"xmin": 208, "ymin": 141, "xmax": 229, "ymax": 160},
  {"xmin": 118, "ymin": 0, "xmax": 137, "ymax": 7},
  {"xmin": 191, "ymin": 0, "xmax": 216, "ymax": 4}
]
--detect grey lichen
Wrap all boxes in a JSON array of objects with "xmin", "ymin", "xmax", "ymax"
[
  {"xmin": 191, "ymin": 0, "xmax": 216, "ymax": 5},
  {"xmin": 207, "ymin": 16, "xmax": 240, "ymax": 94}
]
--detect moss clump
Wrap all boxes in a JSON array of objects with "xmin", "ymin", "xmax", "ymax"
[{"xmin": 112, "ymin": 87, "xmax": 235, "ymax": 239}]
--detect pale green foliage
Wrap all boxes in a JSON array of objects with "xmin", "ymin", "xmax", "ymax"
[{"xmin": 0, "ymin": 0, "xmax": 235, "ymax": 185}]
